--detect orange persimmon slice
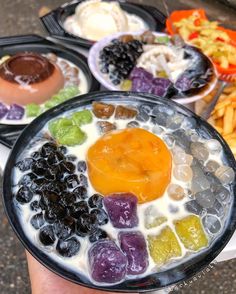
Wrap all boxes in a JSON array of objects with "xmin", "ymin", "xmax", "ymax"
[{"xmin": 87, "ymin": 128, "xmax": 172, "ymax": 203}]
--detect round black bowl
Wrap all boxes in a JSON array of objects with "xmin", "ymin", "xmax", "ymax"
[
  {"xmin": 42, "ymin": 0, "xmax": 159, "ymax": 49},
  {"xmin": 0, "ymin": 34, "xmax": 100, "ymax": 128},
  {"xmin": 2, "ymin": 91, "xmax": 236, "ymax": 292},
  {"xmin": 0, "ymin": 36, "xmax": 99, "ymax": 96}
]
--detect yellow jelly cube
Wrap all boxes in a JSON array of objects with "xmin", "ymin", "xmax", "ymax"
[
  {"xmin": 148, "ymin": 226, "xmax": 182, "ymax": 265},
  {"xmin": 174, "ymin": 215, "xmax": 208, "ymax": 251}
]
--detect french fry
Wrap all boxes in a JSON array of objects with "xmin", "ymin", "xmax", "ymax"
[
  {"xmin": 216, "ymin": 118, "xmax": 223, "ymax": 128},
  {"xmin": 233, "ymin": 110, "xmax": 236, "ymax": 128},
  {"xmin": 228, "ymin": 91, "xmax": 236, "ymax": 99},
  {"xmin": 224, "ymin": 132, "xmax": 236, "ymax": 140},
  {"xmin": 207, "ymin": 116, "xmax": 215, "ymax": 126},
  {"xmin": 216, "ymin": 107, "xmax": 225, "ymax": 118},
  {"xmin": 214, "ymin": 126, "xmax": 223, "ymax": 134},
  {"xmin": 197, "ymin": 83, "xmax": 236, "ymax": 158},
  {"xmin": 225, "ymin": 138, "xmax": 236, "ymax": 146},
  {"xmin": 214, "ymin": 100, "xmax": 231, "ymax": 112},
  {"xmin": 223, "ymin": 106, "xmax": 234, "ymax": 135},
  {"xmin": 223, "ymin": 86, "xmax": 236, "ymax": 94}
]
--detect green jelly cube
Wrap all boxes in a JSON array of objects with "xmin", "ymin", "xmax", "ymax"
[
  {"xmin": 174, "ymin": 215, "xmax": 208, "ymax": 251},
  {"xmin": 60, "ymin": 86, "xmax": 80, "ymax": 99},
  {"xmin": 71, "ymin": 110, "xmax": 93, "ymax": 126},
  {"xmin": 155, "ymin": 36, "xmax": 170, "ymax": 44},
  {"xmin": 26, "ymin": 103, "xmax": 41, "ymax": 117},
  {"xmin": 44, "ymin": 99, "xmax": 59, "ymax": 109},
  {"xmin": 49, "ymin": 118, "xmax": 73, "ymax": 138},
  {"xmin": 57, "ymin": 125, "xmax": 87, "ymax": 146},
  {"xmin": 148, "ymin": 226, "xmax": 182, "ymax": 266}
]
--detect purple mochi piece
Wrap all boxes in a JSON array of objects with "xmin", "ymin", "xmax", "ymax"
[
  {"xmin": 104, "ymin": 193, "xmax": 138, "ymax": 228},
  {"xmin": 119, "ymin": 231, "xmax": 149, "ymax": 275},
  {"xmin": 175, "ymin": 75, "xmax": 192, "ymax": 91},
  {"xmin": 88, "ymin": 240, "xmax": 127, "ymax": 283},
  {"xmin": 129, "ymin": 67, "xmax": 153, "ymax": 81},
  {"xmin": 6, "ymin": 104, "xmax": 24, "ymax": 120},
  {"xmin": 0, "ymin": 103, "xmax": 8, "ymax": 119}
]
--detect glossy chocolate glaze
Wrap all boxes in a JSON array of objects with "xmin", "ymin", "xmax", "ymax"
[{"xmin": 0, "ymin": 52, "xmax": 55, "ymax": 84}]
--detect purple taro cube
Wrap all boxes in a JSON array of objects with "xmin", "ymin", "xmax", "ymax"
[
  {"xmin": 88, "ymin": 240, "xmax": 128, "ymax": 283},
  {"xmin": 151, "ymin": 78, "xmax": 172, "ymax": 97},
  {"xmin": 175, "ymin": 75, "xmax": 192, "ymax": 92},
  {"xmin": 6, "ymin": 104, "xmax": 24, "ymax": 120},
  {"xmin": 131, "ymin": 78, "xmax": 152, "ymax": 93},
  {"xmin": 104, "ymin": 193, "xmax": 138, "ymax": 228},
  {"xmin": 129, "ymin": 67, "xmax": 153, "ymax": 81},
  {"xmin": 119, "ymin": 231, "xmax": 149, "ymax": 275},
  {"xmin": 0, "ymin": 103, "xmax": 8, "ymax": 119},
  {"xmin": 151, "ymin": 86, "xmax": 166, "ymax": 97}
]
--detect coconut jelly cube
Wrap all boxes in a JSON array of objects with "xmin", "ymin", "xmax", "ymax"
[
  {"xmin": 174, "ymin": 215, "xmax": 208, "ymax": 251},
  {"xmin": 148, "ymin": 226, "xmax": 182, "ymax": 266}
]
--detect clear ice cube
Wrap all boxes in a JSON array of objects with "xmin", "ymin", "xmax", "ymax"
[
  {"xmin": 152, "ymin": 125, "xmax": 164, "ymax": 135},
  {"xmin": 139, "ymin": 104, "xmax": 152, "ymax": 114},
  {"xmin": 151, "ymin": 113, "xmax": 167, "ymax": 127},
  {"xmin": 168, "ymin": 204, "xmax": 179, "ymax": 213},
  {"xmin": 202, "ymin": 215, "xmax": 222, "ymax": 234},
  {"xmin": 173, "ymin": 165, "xmax": 193, "ymax": 182},
  {"xmin": 166, "ymin": 114, "xmax": 184, "ymax": 130},
  {"xmin": 163, "ymin": 134, "xmax": 175, "ymax": 148},
  {"xmin": 215, "ymin": 166, "xmax": 235, "ymax": 185},
  {"xmin": 172, "ymin": 129, "xmax": 191, "ymax": 152},
  {"xmin": 167, "ymin": 184, "xmax": 185, "ymax": 201},
  {"xmin": 191, "ymin": 164, "xmax": 210, "ymax": 194},
  {"xmin": 207, "ymin": 199, "xmax": 225, "ymax": 218},
  {"xmin": 152, "ymin": 105, "xmax": 174, "ymax": 116},
  {"xmin": 144, "ymin": 206, "xmax": 167, "ymax": 229},
  {"xmin": 136, "ymin": 111, "xmax": 149, "ymax": 122},
  {"xmin": 181, "ymin": 117, "xmax": 197, "ymax": 130},
  {"xmin": 173, "ymin": 152, "xmax": 193, "ymax": 166},
  {"xmin": 195, "ymin": 189, "xmax": 215, "ymax": 208},
  {"xmin": 190, "ymin": 142, "xmax": 209, "ymax": 162},
  {"xmin": 205, "ymin": 160, "xmax": 220, "ymax": 173},
  {"xmin": 185, "ymin": 200, "xmax": 204, "ymax": 215},
  {"xmin": 127, "ymin": 121, "xmax": 140, "ymax": 128},
  {"xmin": 88, "ymin": 240, "xmax": 127, "ymax": 283},
  {"xmin": 215, "ymin": 186, "xmax": 231, "ymax": 204},
  {"xmin": 205, "ymin": 139, "xmax": 222, "ymax": 154},
  {"xmin": 119, "ymin": 231, "xmax": 149, "ymax": 275}
]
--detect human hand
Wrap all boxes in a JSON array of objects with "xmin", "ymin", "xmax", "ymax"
[{"xmin": 26, "ymin": 251, "xmax": 123, "ymax": 294}]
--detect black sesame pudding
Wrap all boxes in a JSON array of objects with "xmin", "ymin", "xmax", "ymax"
[{"xmin": 3, "ymin": 92, "xmax": 236, "ymax": 292}]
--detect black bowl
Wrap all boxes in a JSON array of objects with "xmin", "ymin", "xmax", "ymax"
[
  {"xmin": 0, "ymin": 34, "xmax": 100, "ymax": 146},
  {"xmin": 40, "ymin": 0, "xmax": 165, "ymax": 49},
  {"xmin": 2, "ymin": 91, "xmax": 236, "ymax": 292}
]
